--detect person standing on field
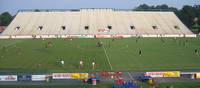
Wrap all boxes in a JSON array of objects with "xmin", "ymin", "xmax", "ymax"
[
  {"xmin": 60, "ymin": 59, "xmax": 64, "ymax": 67},
  {"xmin": 139, "ymin": 49, "xmax": 142, "ymax": 56},
  {"xmin": 195, "ymin": 49, "xmax": 199, "ymax": 55},
  {"xmin": 92, "ymin": 61, "xmax": 95, "ymax": 69},
  {"xmin": 79, "ymin": 59, "xmax": 83, "ymax": 68}
]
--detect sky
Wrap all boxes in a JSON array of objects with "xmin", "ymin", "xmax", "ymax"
[{"xmin": 0, "ymin": 0, "xmax": 199, "ymax": 15}]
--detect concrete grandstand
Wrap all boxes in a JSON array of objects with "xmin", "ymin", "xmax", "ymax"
[{"xmin": 0, "ymin": 9, "xmax": 196, "ymax": 38}]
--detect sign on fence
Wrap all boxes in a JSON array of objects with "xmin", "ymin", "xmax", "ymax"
[
  {"xmin": 52, "ymin": 73, "xmax": 71, "ymax": 79},
  {"xmin": 32, "ymin": 75, "xmax": 47, "ymax": 81},
  {"xmin": 18, "ymin": 75, "xmax": 31, "ymax": 81},
  {"xmin": 145, "ymin": 71, "xmax": 180, "ymax": 77},
  {"xmin": 163, "ymin": 72, "xmax": 180, "ymax": 77},
  {"xmin": 71, "ymin": 73, "xmax": 88, "ymax": 79},
  {"xmin": 52, "ymin": 73, "xmax": 88, "ymax": 79},
  {"xmin": 196, "ymin": 73, "xmax": 200, "ymax": 79},
  {"xmin": 0, "ymin": 75, "xmax": 17, "ymax": 81}
]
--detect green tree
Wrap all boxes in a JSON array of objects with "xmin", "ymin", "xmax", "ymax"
[
  {"xmin": 134, "ymin": 4, "xmax": 200, "ymax": 34},
  {"xmin": 135, "ymin": 4, "xmax": 150, "ymax": 11},
  {"xmin": 180, "ymin": 5, "xmax": 196, "ymax": 28},
  {"xmin": 156, "ymin": 4, "xmax": 169, "ymax": 9},
  {"xmin": 0, "ymin": 12, "xmax": 13, "ymax": 26}
]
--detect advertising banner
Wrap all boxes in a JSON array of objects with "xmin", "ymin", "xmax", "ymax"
[
  {"xmin": 95, "ymin": 35, "xmax": 111, "ymax": 38},
  {"xmin": 145, "ymin": 71, "xmax": 180, "ymax": 78},
  {"xmin": 112, "ymin": 35, "xmax": 123, "ymax": 38},
  {"xmin": 145, "ymin": 72, "xmax": 163, "ymax": 77},
  {"xmin": 98, "ymin": 29, "xmax": 110, "ymax": 32},
  {"xmin": 163, "ymin": 71, "xmax": 180, "ymax": 77},
  {"xmin": 71, "ymin": 73, "xmax": 88, "ymax": 79},
  {"xmin": 53, "ymin": 73, "xmax": 88, "ymax": 79},
  {"xmin": 122, "ymin": 35, "xmax": 131, "ymax": 38},
  {"xmin": 86, "ymin": 35, "xmax": 94, "ymax": 38},
  {"xmin": 0, "ymin": 75, "xmax": 17, "ymax": 81},
  {"xmin": 52, "ymin": 73, "xmax": 71, "ymax": 79},
  {"xmin": 196, "ymin": 73, "xmax": 200, "ymax": 79},
  {"xmin": 18, "ymin": 75, "xmax": 31, "ymax": 81},
  {"xmin": 68, "ymin": 35, "xmax": 76, "ymax": 38},
  {"xmin": 32, "ymin": 75, "xmax": 47, "ymax": 81}
]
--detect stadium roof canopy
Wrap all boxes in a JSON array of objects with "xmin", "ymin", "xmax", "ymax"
[{"xmin": 2, "ymin": 9, "xmax": 193, "ymax": 36}]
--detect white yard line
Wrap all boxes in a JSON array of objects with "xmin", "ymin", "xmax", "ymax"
[{"xmin": 99, "ymin": 39, "xmax": 113, "ymax": 71}]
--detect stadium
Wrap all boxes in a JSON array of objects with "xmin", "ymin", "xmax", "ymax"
[
  {"xmin": 0, "ymin": 8, "xmax": 196, "ymax": 38},
  {"xmin": 0, "ymin": 9, "xmax": 200, "ymax": 88}
]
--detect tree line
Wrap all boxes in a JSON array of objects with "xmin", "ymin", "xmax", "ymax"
[
  {"xmin": 134, "ymin": 4, "xmax": 200, "ymax": 33},
  {"xmin": 0, "ymin": 12, "xmax": 12, "ymax": 26},
  {"xmin": 0, "ymin": 4, "xmax": 199, "ymax": 33}
]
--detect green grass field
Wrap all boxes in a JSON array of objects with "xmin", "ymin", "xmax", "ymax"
[{"xmin": 0, "ymin": 38, "xmax": 200, "ymax": 72}]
